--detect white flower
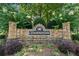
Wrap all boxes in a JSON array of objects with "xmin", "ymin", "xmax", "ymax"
[
  {"xmin": 27, "ymin": 15, "xmax": 31, "ymax": 18},
  {"xmin": 3, "ymin": 7, "xmax": 7, "ymax": 12},
  {"xmin": 68, "ymin": 10, "xmax": 74, "ymax": 15}
]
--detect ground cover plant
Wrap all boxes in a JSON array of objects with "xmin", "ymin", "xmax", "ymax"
[
  {"xmin": 0, "ymin": 39, "xmax": 23, "ymax": 56},
  {"xmin": 13, "ymin": 39, "xmax": 79, "ymax": 56}
]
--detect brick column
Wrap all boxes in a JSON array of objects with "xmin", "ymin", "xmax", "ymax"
[
  {"xmin": 8, "ymin": 21, "xmax": 17, "ymax": 39},
  {"xmin": 63, "ymin": 22, "xmax": 71, "ymax": 40}
]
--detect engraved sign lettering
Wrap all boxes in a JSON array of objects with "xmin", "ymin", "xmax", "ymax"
[{"xmin": 29, "ymin": 24, "xmax": 50, "ymax": 35}]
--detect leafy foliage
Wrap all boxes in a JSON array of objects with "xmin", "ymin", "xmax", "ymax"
[
  {"xmin": 5, "ymin": 39, "xmax": 23, "ymax": 55},
  {"xmin": 0, "ymin": 39, "xmax": 23, "ymax": 56},
  {"xmin": 0, "ymin": 35, "xmax": 6, "ymax": 39},
  {"xmin": 13, "ymin": 12, "xmax": 30, "ymax": 28},
  {"xmin": 0, "ymin": 3, "xmax": 64, "ymax": 35},
  {"xmin": 54, "ymin": 39, "xmax": 79, "ymax": 55},
  {"xmin": 0, "ymin": 45, "xmax": 5, "ymax": 56},
  {"xmin": 33, "ymin": 17, "xmax": 45, "ymax": 26},
  {"xmin": 72, "ymin": 34, "xmax": 79, "ymax": 41}
]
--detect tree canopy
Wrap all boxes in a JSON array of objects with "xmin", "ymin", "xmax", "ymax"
[{"xmin": 0, "ymin": 3, "xmax": 79, "ymax": 35}]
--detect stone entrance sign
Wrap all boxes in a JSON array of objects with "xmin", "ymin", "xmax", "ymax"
[
  {"xmin": 28, "ymin": 24, "xmax": 51, "ymax": 40},
  {"xmin": 29, "ymin": 24, "xmax": 50, "ymax": 35},
  {"xmin": 8, "ymin": 21, "xmax": 71, "ymax": 40}
]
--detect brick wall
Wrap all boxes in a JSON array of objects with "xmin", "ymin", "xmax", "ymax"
[{"xmin": 8, "ymin": 21, "xmax": 71, "ymax": 40}]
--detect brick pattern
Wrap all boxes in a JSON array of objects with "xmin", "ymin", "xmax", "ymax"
[
  {"xmin": 8, "ymin": 22, "xmax": 17, "ymax": 39},
  {"xmin": 63, "ymin": 22, "xmax": 71, "ymax": 39},
  {"xmin": 17, "ymin": 29, "xmax": 27, "ymax": 39},
  {"xmin": 52, "ymin": 29, "xmax": 63, "ymax": 39},
  {"xmin": 8, "ymin": 22, "xmax": 71, "ymax": 40}
]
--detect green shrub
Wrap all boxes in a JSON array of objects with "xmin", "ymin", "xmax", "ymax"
[
  {"xmin": 0, "ymin": 39, "xmax": 6, "ymax": 45},
  {"xmin": 0, "ymin": 35, "xmax": 6, "ymax": 46},
  {"xmin": 0, "ymin": 45, "xmax": 5, "ymax": 56},
  {"xmin": 0, "ymin": 35, "xmax": 6, "ymax": 39},
  {"xmin": 47, "ymin": 44, "xmax": 53, "ymax": 48},
  {"xmin": 72, "ymin": 34, "xmax": 79, "ymax": 41},
  {"xmin": 33, "ymin": 17, "xmax": 45, "ymax": 27}
]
